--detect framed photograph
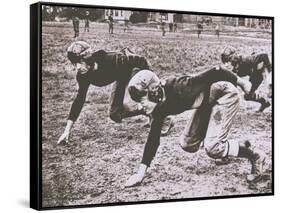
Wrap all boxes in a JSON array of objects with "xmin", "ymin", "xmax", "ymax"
[{"xmin": 30, "ymin": 1, "xmax": 274, "ymax": 210}]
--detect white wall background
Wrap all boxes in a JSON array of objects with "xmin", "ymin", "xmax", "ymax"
[{"xmin": 0, "ymin": 0, "xmax": 279, "ymax": 212}]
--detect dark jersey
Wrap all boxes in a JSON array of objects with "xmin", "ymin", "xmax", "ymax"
[
  {"xmin": 230, "ymin": 53, "xmax": 271, "ymax": 77},
  {"xmin": 68, "ymin": 50, "xmax": 150, "ymax": 122},
  {"xmin": 141, "ymin": 67, "xmax": 238, "ymax": 167}
]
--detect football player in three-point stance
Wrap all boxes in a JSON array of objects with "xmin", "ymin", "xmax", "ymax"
[
  {"xmin": 57, "ymin": 41, "xmax": 173, "ymax": 144},
  {"xmin": 125, "ymin": 67, "xmax": 266, "ymax": 187},
  {"xmin": 221, "ymin": 47, "xmax": 272, "ymax": 112}
]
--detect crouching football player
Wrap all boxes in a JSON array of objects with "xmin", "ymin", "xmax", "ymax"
[
  {"xmin": 125, "ymin": 67, "xmax": 266, "ymax": 187},
  {"xmin": 221, "ymin": 47, "xmax": 272, "ymax": 112},
  {"xmin": 58, "ymin": 41, "xmax": 173, "ymax": 144}
]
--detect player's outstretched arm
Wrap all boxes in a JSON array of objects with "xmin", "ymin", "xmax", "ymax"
[
  {"xmin": 125, "ymin": 115, "xmax": 164, "ymax": 187},
  {"xmin": 196, "ymin": 66, "xmax": 252, "ymax": 95},
  {"xmin": 57, "ymin": 74, "xmax": 90, "ymax": 145}
]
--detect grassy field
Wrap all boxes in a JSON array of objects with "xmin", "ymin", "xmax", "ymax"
[{"xmin": 42, "ymin": 22, "xmax": 272, "ymax": 207}]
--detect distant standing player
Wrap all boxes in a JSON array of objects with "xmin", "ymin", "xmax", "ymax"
[
  {"xmin": 124, "ymin": 19, "xmax": 129, "ymax": 32},
  {"xmin": 197, "ymin": 22, "xmax": 203, "ymax": 38},
  {"xmin": 161, "ymin": 22, "xmax": 166, "ymax": 36},
  {"xmin": 169, "ymin": 23, "xmax": 173, "ymax": 32},
  {"xmin": 215, "ymin": 24, "xmax": 220, "ymax": 39},
  {"xmin": 72, "ymin": 16, "xmax": 80, "ymax": 38},
  {"xmin": 108, "ymin": 15, "xmax": 114, "ymax": 34},
  {"xmin": 84, "ymin": 11, "xmax": 90, "ymax": 32},
  {"xmin": 125, "ymin": 67, "xmax": 266, "ymax": 187},
  {"xmin": 173, "ymin": 23, "xmax": 177, "ymax": 32},
  {"xmin": 221, "ymin": 47, "xmax": 272, "ymax": 111}
]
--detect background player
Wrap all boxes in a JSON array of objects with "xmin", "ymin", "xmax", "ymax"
[
  {"xmin": 84, "ymin": 11, "xmax": 90, "ymax": 32},
  {"xmin": 221, "ymin": 47, "xmax": 272, "ymax": 112},
  {"xmin": 215, "ymin": 24, "xmax": 220, "ymax": 39},
  {"xmin": 72, "ymin": 16, "xmax": 80, "ymax": 38},
  {"xmin": 108, "ymin": 15, "xmax": 114, "ymax": 34},
  {"xmin": 197, "ymin": 22, "xmax": 203, "ymax": 38}
]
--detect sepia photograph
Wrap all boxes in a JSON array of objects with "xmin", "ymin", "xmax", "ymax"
[{"xmin": 32, "ymin": 2, "xmax": 273, "ymax": 209}]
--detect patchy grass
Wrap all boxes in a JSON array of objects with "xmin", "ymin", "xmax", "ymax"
[{"xmin": 42, "ymin": 22, "xmax": 272, "ymax": 207}]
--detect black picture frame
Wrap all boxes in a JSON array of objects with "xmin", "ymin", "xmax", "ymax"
[{"xmin": 30, "ymin": 1, "xmax": 274, "ymax": 210}]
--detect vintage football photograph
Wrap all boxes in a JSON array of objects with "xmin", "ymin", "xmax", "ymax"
[{"xmin": 40, "ymin": 3, "xmax": 273, "ymax": 208}]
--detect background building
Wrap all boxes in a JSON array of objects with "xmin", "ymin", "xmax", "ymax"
[
  {"xmin": 148, "ymin": 12, "xmax": 175, "ymax": 23},
  {"xmin": 104, "ymin": 9, "xmax": 132, "ymax": 22}
]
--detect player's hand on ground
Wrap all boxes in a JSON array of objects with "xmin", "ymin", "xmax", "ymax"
[
  {"xmin": 57, "ymin": 120, "xmax": 74, "ymax": 145},
  {"xmin": 125, "ymin": 164, "xmax": 147, "ymax": 187},
  {"xmin": 125, "ymin": 173, "xmax": 145, "ymax": 187},
  {"xmin": 57, "ymin": 131, "xmax": 70, "ymax": 145}
]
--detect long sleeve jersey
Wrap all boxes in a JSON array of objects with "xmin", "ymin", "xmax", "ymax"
[
  {"xmin": 230, "ymin": 53, "xmax": 271, "ymax": 77},
  {"xmin": 141, "ymin": 67, "xmax": 238, "ymax": 167}
]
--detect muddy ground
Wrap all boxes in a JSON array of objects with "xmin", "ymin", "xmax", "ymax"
[{"xmin": 41, "ymin": 22, "xmax": 272, "ymax": 207}]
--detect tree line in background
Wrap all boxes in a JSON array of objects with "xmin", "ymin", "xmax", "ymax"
[
  {"xmin": 42, "ymin": 6, "xmax": 104, "ymax": 21},
  {"xmin": 41, "ymin": 5, "xmax": 271, "ymax": 30},
  {"xmin": 42, "ymin": 6, "xmax": 149, "ymax": 23}
]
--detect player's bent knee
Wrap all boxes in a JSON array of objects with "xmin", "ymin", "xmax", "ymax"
[
  {"xmin": 226, "ymin": 83, "xmax": 239, "ymax": 97},
  {"xmin": 204, "ymin": 140, "xmax": 226, "ymax": 159},
  {"xmin": 179, "ymin": 135, "xmax": 201, "ymax": 153}
]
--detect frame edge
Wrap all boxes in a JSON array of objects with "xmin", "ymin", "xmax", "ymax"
[{"xmin": 30, "ymin": 2, "xmax": 42, "ymax": 210}]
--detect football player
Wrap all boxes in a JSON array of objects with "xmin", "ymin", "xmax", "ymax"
[
  {"xmin": 57, "ymin": 41, "xmax": 173, "ymax": 144},
  {"xmin": 125, "ymin": 67, "xmax": 266, "ymax": 187},
  {"xmin": 221, "ymin": 47, "xmax": 272, "ymax": 112}
]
